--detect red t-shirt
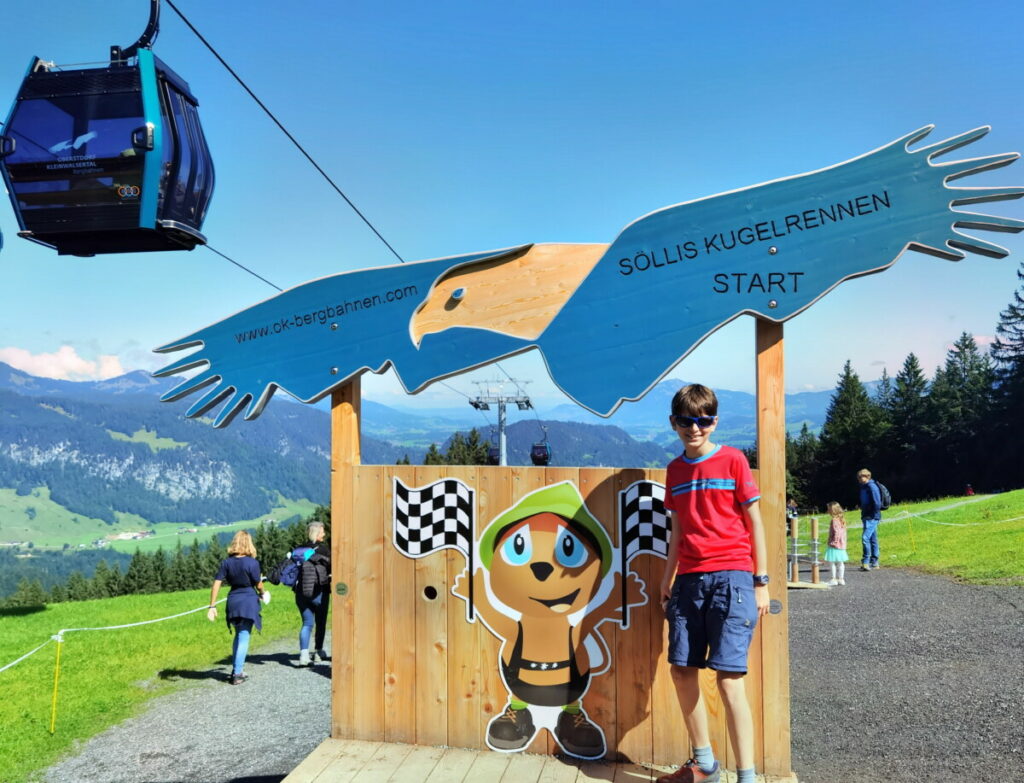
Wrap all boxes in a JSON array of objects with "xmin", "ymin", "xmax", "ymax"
[{"xmin": 663, "ymin": 444, "xmax": 760, "ymax": 574}]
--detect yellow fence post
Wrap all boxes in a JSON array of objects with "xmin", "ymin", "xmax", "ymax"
[{"xmin": 49, "ymin": 633, "xmax": 64, "ymax": 735}]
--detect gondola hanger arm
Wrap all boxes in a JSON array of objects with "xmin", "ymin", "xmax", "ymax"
[{"xmin": 111, "ymin": 0, "xmax": 161, "ymax": 63}]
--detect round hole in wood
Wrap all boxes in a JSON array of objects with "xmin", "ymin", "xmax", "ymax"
[{"xmin": 423, "ymin": 585, "xmax": 438, "ymax": 601}]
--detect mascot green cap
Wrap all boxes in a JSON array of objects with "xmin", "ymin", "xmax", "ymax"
[{"xmin": 478, "ymin": 481, "xmax": 613, "ymax": 577}]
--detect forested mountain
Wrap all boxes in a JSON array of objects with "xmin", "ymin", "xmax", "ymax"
[{"xmin": 0, "ymin": 364, "xmax": 411, "ymax": 526}]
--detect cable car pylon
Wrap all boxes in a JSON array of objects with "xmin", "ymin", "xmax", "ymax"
[{"xmin": 469, "ymin": 379, "xmax": 532, "ymax": 467}]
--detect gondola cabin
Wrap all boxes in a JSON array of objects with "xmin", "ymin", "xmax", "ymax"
[
  {"xmin": 530, "ymin": 440, "xmax": 552, "ymax": 466},
  {"xmin": 0, "ymin": 49, "xmax": 213, "ymax": 256}
]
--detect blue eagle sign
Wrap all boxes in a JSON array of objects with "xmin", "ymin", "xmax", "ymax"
[{"xmin": 155, "ymin": 126, "xmax": 1022, "ymax": 426}]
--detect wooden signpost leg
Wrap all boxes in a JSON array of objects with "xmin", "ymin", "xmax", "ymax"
[
  {"xmin": 331, "ymin": 378, "xmax": 361, "ymax": 740},
  {"xmin": 755, "ymin": 319, "xmax": 794, "ymax": 778}
]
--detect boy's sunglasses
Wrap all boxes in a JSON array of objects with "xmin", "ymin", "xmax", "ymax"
[{"xmin": 672, "ymin": 415, "xmax": 717, "ymax": 430}]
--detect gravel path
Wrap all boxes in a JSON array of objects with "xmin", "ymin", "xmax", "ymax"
[
  {"xmin": 41, "ymin": 635, "xmax": 331, "ymax": 783},
  {"xmin": 788, "ymin": 567, "xmax": 1023, "ymax": 783},
  {"xmin": 39, "ymin": 568, "xmax": 1023, "ymax": 783}
]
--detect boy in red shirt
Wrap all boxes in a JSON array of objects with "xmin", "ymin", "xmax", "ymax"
[{"xmin": 657, "ymin": 384, "xmax": 770, "ymax": 783}]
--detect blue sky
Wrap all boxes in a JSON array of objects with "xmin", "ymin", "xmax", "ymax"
[{"xmin": 1, "ymin": 0, "xmax": 1022, "ymax": 418}]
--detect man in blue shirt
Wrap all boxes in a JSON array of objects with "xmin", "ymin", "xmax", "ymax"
[{"xmin": 857, "ymin": 469, "xmax": 882, "ymax": 571}]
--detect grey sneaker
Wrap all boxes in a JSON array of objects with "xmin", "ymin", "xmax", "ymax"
[
  {"xmin": 298, "ymin": 649, "xmax": 311, "ymax": 666},
  {"xmin": 314, "ymin": 649, "xmax": 330, "ymax": 662},
  {"xmin": 860, "ymin": 564, "xmax": 871, "ymax": 572}
]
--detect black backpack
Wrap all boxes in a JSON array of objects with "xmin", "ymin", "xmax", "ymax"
[{"xmin": 875, "ymin": 481, "xmax": 892, "ymax": 511}]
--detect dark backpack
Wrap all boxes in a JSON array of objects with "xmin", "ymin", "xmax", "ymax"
[
  {"xmin": 875, "ymin": 481, "xmax": 892, "ymax": 511},
  {"xmin": 268, "ymin": 546, "xmax": 314, "ymax": 587}
]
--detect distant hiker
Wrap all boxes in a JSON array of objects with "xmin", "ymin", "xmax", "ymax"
[
  {"xmin": 965, "ymin": 484, "xmax": 975, "ymax": 496},
  {"xmin": 856, "ymin": 469, "xmax": 882, "ymax": 571},
  {"xmin": 822, "ymin": 502, "xmax": 849, "ymax": 586},
  {"xmin": 207, "ymin": 530, "xmax": 270, "ymax": 685},
  {"xmin": 294, "ymin": 521, "xmax": 332, "ymax": 666},
  {"xmin": 786, "ymin": 496, "xmax": 799, "ymax": 537}
]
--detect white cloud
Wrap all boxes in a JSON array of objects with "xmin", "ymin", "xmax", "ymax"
[{"xmin": 0, "ymin": 345, "xmax": 125, "ymax": 381}]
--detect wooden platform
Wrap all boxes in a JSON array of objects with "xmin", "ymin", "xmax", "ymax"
[{"xmin": 284, "ymin": 738, "xmax": 798, "ymax": 782}]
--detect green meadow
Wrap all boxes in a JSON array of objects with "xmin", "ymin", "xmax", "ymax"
[
  {"xmin": 0, "ymin": 587, "xmax": 306, "ymax": 783},
  {"xmin": 0, "ymin": 487, "xmax": 317, "ymax": 552},
  {"xmin": 798, "ymin": 489, "xmax": 1024, "ymax": 585}
]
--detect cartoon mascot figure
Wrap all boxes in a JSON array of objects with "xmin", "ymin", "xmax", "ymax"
[{"xmin": 453, "ymin": 481, "xmax": 645, "ymax": 758}]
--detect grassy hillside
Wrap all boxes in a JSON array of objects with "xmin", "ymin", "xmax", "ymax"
[
  {"xmin": 0, "ymin": 588, "xmax": 306, "ymax": 783},
  {"xmin": 0, "ymin": 486, "xmax": 317, "ymax": 552},
  {"xmin": 800, "ymin": 489, "xmax": 1024, "ymax": 585}
]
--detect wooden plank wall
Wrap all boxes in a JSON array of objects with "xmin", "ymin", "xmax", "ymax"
[{"xmin": 331, "ymin": 464, "xmax": 788, "ymax": 773}]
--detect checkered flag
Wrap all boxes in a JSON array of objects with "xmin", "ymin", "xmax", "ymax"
[
  {"xmin": 393, "ymin": 477, "xmax": 474, "ymax": 557},
  {"xmin": 618, "ymin": 480, "xmax": 670, "ymax": 628},
  {"xmin": 393, "ymin": 477, "xmax": 476, "ymax": 619},
  {"xmin": 619, "ymin": 480, "xmax": 670, "ymax": 563}
]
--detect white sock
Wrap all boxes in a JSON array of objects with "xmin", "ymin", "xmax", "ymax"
[
  {"xmin": 830, "ymin": 563, "xmax": 838, "ymax": 580},
  {"xmin": 838, "ymin": 562, "xmax": 845, "ymax": 580}
]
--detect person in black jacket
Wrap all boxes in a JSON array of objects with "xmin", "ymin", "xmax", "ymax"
[{"xmin": 295, "ymin": 521, "xmax": 331, "ymax": 666}]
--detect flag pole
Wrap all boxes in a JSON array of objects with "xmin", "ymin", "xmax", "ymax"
[{"xmin": 619, "ymin": 494, "xmax": 629, "ymax": 630}]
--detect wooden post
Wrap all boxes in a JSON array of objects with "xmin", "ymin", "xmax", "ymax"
[
  {"xmin": 755, "ymin": 318, "xmax": 793, "ymax": 778},
  {"xmin": 810, "ymin": 517, "xmax": 820, "ymax": 584},
  {"xmin": 331, "ymin": 377, "xmax": 361, "ymax": 740},
  {"xmin": 789, "ymin": 517, "xmax": 800, "ymax": 583}
]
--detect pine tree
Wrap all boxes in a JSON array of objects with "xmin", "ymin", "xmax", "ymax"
[
  {"xmin": 148, "ymin": 547, "xmax": 169, "ymax": 594},
  {"xmin": 187, "ymin": 538, "xmax": 206, "ymax": 589},
  {"xmin": 168, "ymin": 540, "xmax": 190, "ymax": 592},
  {"xmin": 206, "ymin": 534, "xmax": 226, "ymax": 578},
  {"xmin": 990, "ymin": 261, "xmax": 1024, "ymax": 490},
  {"xmin": 123, "ymin": 549, "xmax": 152, "ymax": 595},
  {"xmin": 444, "ymin": 432, "xmax": 469, "ymax": 465},
  {"xmin": 6, "ymin": 578, "xmax": 48, "ymax": 608},
  {"xmin": 92, "ymin": 560, "xmax": 113, "ymax": 598},
  {"xmin": 812, "ymin": 361, "xmax": 880, "ymax": 504},
  {"xmin": 106, "ymin": 561, "xmax": 125, "ymax": 596},
  {"xmin": 787, "ymin": 423, "xmax": 818, "ymax": 507},
  {"xmin": 926, "ymin": 333, "xmax": 995, "ymax": 492},
  {"xmin": 423, "ymin": 443, "xmax": 445, "ymax": 465},
  {"xmin": 870, "ymin": 368, "xmax": 895, "ymax": 482},
  {"xmin": 464, "ymin": 428, "xmax": 492, "ymax": 465},
  {"xmin": 65, "ymin": 571, "xmax": 91, "ymax": 602},
  {"xmin": 885, "ymin": 353, "xmax": 931, "ymax": 498}
]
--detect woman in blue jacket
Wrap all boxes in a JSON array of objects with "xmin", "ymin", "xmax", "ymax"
[{"xmin": 207, "ymin": 531, "xmax": 268, "ymax": 684}]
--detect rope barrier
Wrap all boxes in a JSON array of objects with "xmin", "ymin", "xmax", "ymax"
[
  {"xmin": 0, "ymin": 637, "xmax": 53, "ymax": 674},
  {"xmin": 1, "ymin": 597, "xmax": 227, "ymax": 734},
  {"xmin": 885, "ymin": 510, "xmax": 1024, "ymax": 528},
  {"xmin": 55, "ymin": 598, "xmax": 224, "ymax": 636}
]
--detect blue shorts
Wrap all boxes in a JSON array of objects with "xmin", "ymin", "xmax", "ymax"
[{"xmin": 666, "ymin": 570, "xmax": 758, "ymax": 673}]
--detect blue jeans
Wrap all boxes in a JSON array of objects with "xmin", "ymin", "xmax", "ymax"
[
  {"xmin": 231, "ymin": 619, "xmax": 254, "ymax": 675},
  {"xmin": 861, "ymin": 517, "xmax": 880, "ymax": 566},
  {"xmin": 296, "ymin": 590, "xmax": 329, "ymax": 651}
]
